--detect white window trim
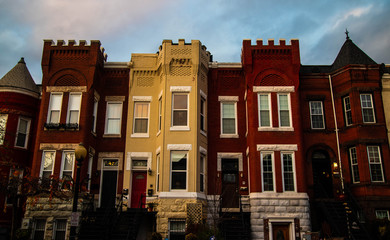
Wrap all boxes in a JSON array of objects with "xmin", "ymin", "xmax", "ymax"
[
  {"xmin": 170, "ymin": 150, "xmax": 188, "ymax": 191},
  {"xmin": 267, "ymin": 218, "xmax": 296, "ymax": 240},
  {"xmin": 157, "ymin": 96, "xmax": 162, "ymax": 136},
  {"xmin": 220, "ymin": 101, "xmax": 238, "ymax": 138},
  {"xmin": 261, "ymin": 151, "xmax": 275, "ymax": 192},
  {"xmin": 126, "ymin": 152, "xmax": 152, "ymax": 171},
  {"xmin": 131, "ymin": 100, "xmax": 151, "ymax": 138},
  {"xmin": 281, "ymin": 152, "xmax": 297, "ymax": 192},
  {"xmin": 200, "ymin": 96, "xmax": 207, "ymax": 136},
  {"xmin": 367, "ymin": 146, "xmax": 384, "ymax": 183},
  {"xmin": 349, "ymin": 147, "xmax": 360, "ymax": 183},
  {"xmin": 0, "ymin": 114, "xmax": 8, "ymax": 145},
  {"xmin": 92, "ymin": 97, "xmax": 98, "ymax": 133},
  {"xmin": 217, "ymin": 152, "xmax": 243, "ymax": 172},
  {"xmin": 104, "ymin": 101, "xmax": 123, "ymax": 136},
  {"xmin": 277, "ymin": 93, "xmax": 292, "ymax": 128},
  {"xmin": 14, "ymin": 117, "xmax": 31, "ymax": 149},
  {"xmin": 156, "ymin": 153, "xmax": 160, "ymax": 192},
  {"xmin": 40, "ymin": 150, "xmax": 56, "ymax": 178},
  {"xmin": 171, "ymin": 93, "xmax": 190, "ymax": 131},
  {"xmin": 309, "ymin": 101, "xmax": 325, "ymax": 129},
  {"xmin": 47, "ymin": 92, "xmax": 63, "ymax": 124},
  {"xmin": 258, "ymin": 93, "xmax": 272, "ymax": 128},
  {"xmin": 360, "ymin": 94, "xmax": 376, "ymax": 123},
  {"xmin": 200, "ymin": 154, "xmax": 206, "ymax": 193},
  {"xmin": 59, "ymin": 151, "xmax": 75, "ymax": 180},
  {"xmin": 66, "ymin": 92, "xmax": 82, "ymax": 124},
  {"xmin": 343, "ymin": 96, "xmax": 353, "ymax": 126}
]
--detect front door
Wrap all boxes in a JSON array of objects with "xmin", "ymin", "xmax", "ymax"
[
  {"xmin": 221, "ymin": 159, "xmax": 239, "ymax": 208},
  {"xmin": 100, "ymin": 170, "xmax": 117, "ymax": 208},
  {"xmin": 131, "ymin": 172, "xmax": 147, "ymax": 208},
  {"xmin": 272, "ymin": 223, "xmax": 290, "ymax": 240},
  {"xmin": 312, "ymin": 151, "xmax": 333, "ymax": 198}
]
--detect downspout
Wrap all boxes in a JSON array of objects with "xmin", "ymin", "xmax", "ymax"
[{"xmin": 328, "ymin": 75, "xmax": 345, "ymax": 192}]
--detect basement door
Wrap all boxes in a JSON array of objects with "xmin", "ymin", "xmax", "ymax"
[
  {"xmin": 131, "ymin": 172, "xmax": 147, "ymax": 208},
  {"xmin": 221, "ymin": 158, "xmax": 239, "ymax": 208},
  {"xmin": 272, "ymin": 223, "xmax": 290, "ymax": 240}
]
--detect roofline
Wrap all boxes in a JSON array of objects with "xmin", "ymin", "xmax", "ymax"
[
  {"xmin": 209, "ymin": 62, "xmax": 242, "ymax": 69},
  {"xmin": 0, "ymin": 87, "xmax": 40, "ymax": 99}
]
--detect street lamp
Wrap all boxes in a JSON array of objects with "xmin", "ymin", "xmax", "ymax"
[{"xmin": 70, "ymin": 143, "xmax": 87, "ymax": 240}]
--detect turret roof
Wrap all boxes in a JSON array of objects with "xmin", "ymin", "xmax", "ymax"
[{"xmin": 0, "ymin": 58, "xmax": 40, "ymax": 95}]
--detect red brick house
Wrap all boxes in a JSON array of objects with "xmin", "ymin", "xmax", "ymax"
[{"xmin": 0, "ymin": 58, "xmax": 40, "ymax": 238}]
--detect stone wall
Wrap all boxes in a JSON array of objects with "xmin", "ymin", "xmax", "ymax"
[
  {"xmin": 250, "ymin": 193, "xmax": 311, "ymax": 240},
  {"xmin": 23, "ymin": 196, "xmax": 88, "ymax": 240}
]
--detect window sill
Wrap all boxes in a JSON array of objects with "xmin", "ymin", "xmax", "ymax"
[
  {"xmin": 170, "ymin": 126, "xmax": 190, "ymax": 131},
  {"xmin": 156, "ymin": 130, "xmax": 161, "ymax": 137},
  {"xmin": 131, "ymin": 133, "xmax": 149, "ymax": 138},
  {"xmin": 103, "ymin": 134, "xmax": 121, "ymax": 138},
  {"xmin": 200, "ymin": 130, "xmax": 207, "ymax": 137},
  {"xmin": 258, "ymin": 127, "xmax": 294, "ymax": 132},
  {"xmin": 14, "ymin": 145, "xmax": 27, "ymax": 150},
  {"xmin": 220, "ymin": 134, "xmax": 239, "ymax": 138}
]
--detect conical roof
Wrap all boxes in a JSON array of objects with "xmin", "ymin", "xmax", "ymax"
[
  {"xmin": 0, "ymin": 57, "xmax": 40, "ymax": 95},
  {"xmin": 332, "ymin": 37, "xmax": 377, "ymax": 71}
]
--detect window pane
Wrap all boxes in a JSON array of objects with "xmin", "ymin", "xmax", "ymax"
[
  {"xmin": 222, "ymin": 119, "xmax": 236, "ymax": 133},
  {"xmin": 68, "ymin": 94, "xmax": 81, "ymax": 110},
  {"xmin": 63, "ymin": 153, "xmax": 74, "ymax": 171},
  {"xmin": 283, "ymin": 153, "xmax": 295, "ymax": 191},
  {"xmin": 171, "ymin": 172, "xmax": 186, "ymax": 189},
  {"xmin": 279, "ymin": 95, "xmax": 288, "ymax": 110},
  {"xmin": 174, "ymin": 95, "xmax": 187, "ymax": 109},
  {"xmin": 68, "ymin": 110, "xmax": 79, "ymax": 124},
  {"xmin": 173, "ymin": 111, "xmax": 187, "ymax": 126},
  {"xmin": 222, "ymin": 103, "xmax": 235, "ymax": 118},
  {"xmin": 107, "ymin": 103, "xmax": 122, "ymax": 118},
  {"xmin": 135, "ymin": 103, "xmax": 148, "ymax": 118},
  {"xmin": 16, "ymin": 133, "xmax": 27, "ymax": 147},
  {"xmin": 262, "ymin": 153, "xmax": 273, "ymax": 191},
  {"xmin": 134, "ymin": 119, "xmax": 148, "ymax": 133},
  {"xmin": 50, "ymin": 111, "xmax": 60, "ymax": 123},
  {"xmin": 172, "ymin": 153, "xmax": 187, "ymax": 170},
  {"xmin": 280, "ymin": 111, "xmax": 290, "ymax": 127},
  {"xmin": 43, "ymin": 152, "xmax": 55, "ymax": 171},
  {"xmin": 51, "ymin": 94, "xmax": 62, "ymax": 110}
]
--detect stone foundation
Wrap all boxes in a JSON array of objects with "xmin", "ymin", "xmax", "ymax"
[
  {"xmin": 23, "ymin": 196, "xmax": 90, "ymax": 240},
  {"xmin": 249, "ymin": 193, "xmax": 311, "ymax": 240},
  {"xmin": 147, "ymin": 197, "xmax": 207, "ymax": 238}
]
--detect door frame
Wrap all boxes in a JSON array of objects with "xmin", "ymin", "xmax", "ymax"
[
  {"xmin": 99, "ymin": 158, "xmax": 119, "ymax": 208},
  {"xmin": 128, "ymin": 152, "xmax": 151, "ymax": 208},
  {"xmin": 268, "ymin": 218, "xmax": 295, "ymax": 240},
  {"xmin": 130, "ymin": 171, "xmax": 147, "ymax": 208}
]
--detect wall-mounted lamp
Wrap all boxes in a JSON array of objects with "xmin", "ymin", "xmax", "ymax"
[
  {"xmin": 148, "ymin": 189, "xmax": 153, "ymax": 196},
  {"xmin": 333, "ymin": 162, "xmax": 338, "ymax": 169},
  {"xmin": 122, "ymin": 188, "xmax": 129, "ymax": 195},
  {"xmin": 148, "ymin": 168, "xmax": 152, "ymax": 175}
]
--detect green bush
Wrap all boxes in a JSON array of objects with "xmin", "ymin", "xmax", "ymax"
[{"xmin": 185, "ymin": 233, "xmax": 198, "ymax": 240}]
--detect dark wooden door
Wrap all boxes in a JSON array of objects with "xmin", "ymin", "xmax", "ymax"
[
  {"xmin": 272, "ymin": 223, "xmax": 290, "ymax": 240},
  {"xmin": 221, "ymin": 159, "xmax": 239, "ymax": 208},
  {"xmin": 131, "ymin": 172, "xmax": 147, "ymax": 208},
  {"xmin": 100, "ymin": 170, "xmax": 117, "ymax": 208}
]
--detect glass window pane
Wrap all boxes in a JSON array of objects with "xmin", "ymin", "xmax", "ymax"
[
  {"xmin": 222, "ymin": 103, "xmax": 235, "ymax": 118},
  {"xmin": 63, "ymin": 153, "xmax": 74, "ymax": 171},
  {"xmin": 51, "ymin": 94, "xmax": 62, "ymax": 110},
  {"xmin": 107, "ymin": 103, "xmax": 121, "ymax": 118},
  {"xmin": 171, "ymin": 172, "xmax": 186, "ymax": 189},
  {"xmin": 173, "ymin": 111, "xmax": 187, "ymax": 126},
  {"xmin": 279, "ymin": 95, "xmax": 288, "ymax": 110},
  {"xmin": 174, "ymin": 95, "xmax": 187, "ymax": 109}
]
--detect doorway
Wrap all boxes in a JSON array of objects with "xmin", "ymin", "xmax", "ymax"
[
  {"xmin": 100, "ymin": 170, "xmax": 117, "ymax": 208},
  {"xmin": 311, "ymin": 150, "xmax": 333, "ymax": 198},
  {"xmin": 221, "ymin": 159, "xmax": 239, "ymax": 208},
  {"xmin": 131, "ymin": 171, "xmax": 147, "ymax": 208},
  {"xmin": 272, "ymin": 223, "xmax": 290, "ymax": 240}
]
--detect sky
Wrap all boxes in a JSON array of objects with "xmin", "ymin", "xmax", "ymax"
[{"xmin": 0, "ymin": 0, "xmax": 389, "ymax": 84}]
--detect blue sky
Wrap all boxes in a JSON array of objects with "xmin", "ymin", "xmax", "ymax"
[{"xmin": 0, "ymin": 0, "xmax": 389, "ymax": 84}]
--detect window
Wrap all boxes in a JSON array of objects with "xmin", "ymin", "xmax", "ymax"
[
  {"xmin": 156, "ymin": 154, "xmax": 160, "ymax": 192},
  {"xmin": 33, "ymin": 219, "xmax": 46, "ymax": 240},
  {"xmin": 0, "ymin": 114, "xmax": 7, "ymax": 145},
  {"xmin": 15, "ymin": 117, "xmax": 31, "ymax": 148},
  {"xmin": 282, "ymin": 152, "xmax": 295, "ymax": 191},
  {"xmin": 92, "ymin": 98, "xmax": 98, "ymax": 133},
  {"xmin": 105, "ymin": 102, "xmax": 122, "ymax": 134},
  {"xmin": 158, "ymin": 97, "xmax": 162, "ymax": 132},
  {"xmin": 172, "ymin": 93, "xmax": 188, "ymax": 127},
  {"xmin": 200, "ymin": 155, "xmax": 205, "ymax": 192},
  {"xmin": 133, "ymin": 102, "xmax": 149, "ymax": 134},
  {"xmin": 261, "ymin": 152, "xmax": 274, "ymax": 191},
  {"xmin": 376, "ymin": 210, "xmax": 390, "ymax": 220},
  {"xmin": 221, "ymin": 102, "xmax": 237, "ymax": 134},
  {"xmin": 200, "ymin": 97, "xmax": 206, "ymax": 132},
  {"xmin": 40, "ymin": 151, "xmax": 55, "ymax": 179},
  {"xmin": 171, "ymin": 151, "xmax": 187, "ymax": 190},
  {"xmin": 367, "ymin": 146, "xmax": 384, "ymax": 182},
  {"xmin": 47, "ymin": 93, "xmax": 63, "ymax": 124},
  {"xmin": 6, "ymin": 168, "xmax": 23, "ymax": 204},
  {"xmin": 169, "ymin": 219, "xmax": 186, "ymax": 239},
  {"xmin": 278, "ymin": 94, "xmax": 291, "ymax": 127},
  {"xmin": 258, "ymin": 94, "xmax": 271, "ymax": 127},
  {"xmin": 60, "ymin": 151, "xmax": 75, "ymax": 180},
  {"xmin": 53, "ymin": 219, "xmax": 67, "ymax": 240},
  {"xmin": 349, "ymin": 147, "xmax": 360, "ymax": 183},
  {"xmin": 309, "ymin": 101, "xmax": 325, "ymax": 129},
  {"xmin": 87, "ymin": 154, "xmax": 93, "ymax": 191},
  {"xmin": 343, "ymin": 96, "xmax": 353, "ymax": 126},
  {"xmin": 360, "ymin": 94, "xmax": 375, "ymax": 123},
  {"xmin": 67, "ymin": 93, "xmax": 81, "ymax": 124}
]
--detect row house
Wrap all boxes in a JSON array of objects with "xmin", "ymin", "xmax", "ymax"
[
  {"xmin": 2, "ymin": 34, "xmax": 388, "ymax": 240},
  {"xmin": 0, "ymin": 58, "xmax": 40, "ymax": 238}
]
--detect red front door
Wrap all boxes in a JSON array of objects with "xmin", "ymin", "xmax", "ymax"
[{"xmin": 131, "ymin": 172, "xmax": 147, "ymax": 208}]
